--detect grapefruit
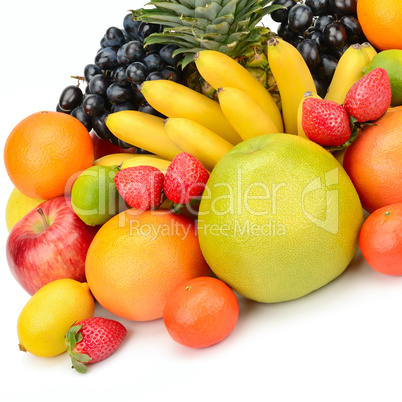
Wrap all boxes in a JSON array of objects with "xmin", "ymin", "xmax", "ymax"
[{"xmin": 198, "ymin": 134, "xmax": 363, "ymax": 303}]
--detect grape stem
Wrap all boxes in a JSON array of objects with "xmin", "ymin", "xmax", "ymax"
[{"xmin": 71, "ymin": 75, "xmax": 86, "ymax": 86}]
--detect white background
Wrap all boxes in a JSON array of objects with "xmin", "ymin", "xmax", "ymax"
[{"xmin": 1, "ymin": 1, "xmax": 402, "ymax": 401}]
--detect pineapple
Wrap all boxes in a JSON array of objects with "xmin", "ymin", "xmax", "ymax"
[{"xmin": 134, "ymin": 0, "xmax": 282, "ymax": 106}]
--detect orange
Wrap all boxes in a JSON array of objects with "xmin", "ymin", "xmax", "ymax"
[
  {"xmin": 85, "ymin": 209, "xmax": 211, "ymax": 321},
  {"xmin": 359, "ymin": 203, "xmax": 402, "ymax": 275},
  {"xmin": 163, "ymin": 276, "xmax": 239, "ymax": 348},
  {"xmin": 4, "ymin": 111, "xmax": 94, "ymax": 199},
  {"xmin": 357, "ymin": 0, "xmax": 402, "ymax": 51},
  {"xmin": 343, "ymin": 106, "xmax": 402, "ymax": 213}
]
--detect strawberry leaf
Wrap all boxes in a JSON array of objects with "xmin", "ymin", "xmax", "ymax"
[{"xmin": 71, "ymin": 358, "xmax": 88, "ymax": 374}]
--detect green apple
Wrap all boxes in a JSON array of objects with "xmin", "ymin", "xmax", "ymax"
[{"xmin": 6, "ymin": 188, "xmax": 45, "ymax": 232}]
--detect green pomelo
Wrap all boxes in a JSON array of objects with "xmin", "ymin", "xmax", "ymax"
[
  {"xmin": 198, "ymin": 134, "xmax": 363, "ymax": 303},
  {"xmin": 71, "ymin": 165, "xmax": 122, "ymax": 226},
  {"xmin": 362, "ymin": 49, "xmax": 402, "ymax": 106}
]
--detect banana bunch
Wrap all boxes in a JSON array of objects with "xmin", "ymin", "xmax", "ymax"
[
  {"xmin": 164, "ymin": 118, "xmax": 233, "ymax": 172},
  {"xmin": 141, "ymin": 80, "xmax": 243, "ymax": 145},
  {"xmin": 325, "ymin": 44, "xmax": 371, "ymax": 105},
  {"xmin": 194, "ymin": 50, "xmax": 284, "ymax": 133},
  {"xmin": 267, "ymin": 37, "xmax": 317, "ymax": 135},
  {"xmin": 217, "ymin": 87, "xmax": 280, "ymax": 140},
  {"xmin": 105, "ymin": 111, "xmax": 182, "ymax": 161}
]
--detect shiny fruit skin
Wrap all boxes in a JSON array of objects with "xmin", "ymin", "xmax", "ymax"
[
  {"xmin": 343, "ymin": 106, "xmax": 402, "ymax": 212},
  {"xmin": 6, "ymin": 197, "xmax": 98, "ymax": 295},
  {"xmin": 163, "ymin": 277, "xmax": 239, "ymax": 348},
  {"xmin": 359, "ymin": 203, "xmax": 402, "ymax": 275},
  {"xmin": 17, "ymin": 279, "xmax": 95, "ymax": 357}
]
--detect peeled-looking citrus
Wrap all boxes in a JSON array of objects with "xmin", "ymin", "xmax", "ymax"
[
  {"xmin": 85, "ymin": 209, "xmax": 211, "ymax": 321},
  {"xmin": 198, "ymin": 134, "xmax": 363, "ymax": 303}
]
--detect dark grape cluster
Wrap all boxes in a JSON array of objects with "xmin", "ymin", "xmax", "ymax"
[
  {"xmin": 56, "ymin": 13, "xmax": 182, "ymax": 150},
  {"xmin": 273, "ymin": 0, "xmax": 366, "ymax": 97}
]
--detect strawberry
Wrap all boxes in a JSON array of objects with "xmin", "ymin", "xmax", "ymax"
[
  {"xmin": 114, "ymin": 166, "xmax": 164, "ymax": 210},
  {"xmin": 164, "ymin": 152, "xmax": 209, "ymax": 205},
  {"xmin": 302, "ymin": 97, "xmax": 351, "ymax": 147},
  {"xmin": 343, "ymin": 68, "xmax": 392, "ymax": 123},
  {"xmin": 65, "ymin": 317, "xmax": 127, "ymax": 374}
]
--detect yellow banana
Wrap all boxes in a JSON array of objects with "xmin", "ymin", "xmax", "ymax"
[
  {"xmin": 105, "ymin": 111, "xmax": 182, "ymax": 161},
  {"xmin": 120, "ymin": 155, "xmax": 171, "ymax": 173},
  {"xmin": 361, "ymin": 42, "xmax": 377, "ymax": 61},
  {"xmin": 297, "ymin": 91, "xmax": 322, "ymax": 139},
  {"xmin": 163, "ymin": 118, "xmax": 233, "ymax": 172},
  {"xmin": 93, "ymin": 153, "xmax": 138, "ymax": 167},
  {"xmin": 325, "ymin": 43, "xmax": 370, "ymax": 104},
  {"xmin": 194, "ymin": 50, "xmax": 283, "ymax": 133},
  {"xmin": 267, "ymin": 37, "xmax": 317, "ymax": 135},
  {"xmin": 141, "ymin": 80, "xmax": 242, "ymax": 145},
  {"xmin": 217, "ymin": 87, "xmax": 280, "ymax": 141}
]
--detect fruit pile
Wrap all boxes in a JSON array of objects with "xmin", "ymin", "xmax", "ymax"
[{"xmin": 3, "ymin": 0, "xmax": 402, "ymax": 374}]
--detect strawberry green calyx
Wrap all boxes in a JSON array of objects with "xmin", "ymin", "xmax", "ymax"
[{"xmin": 65, "ymin": 324, "xmax": 92, "ymax": 374}]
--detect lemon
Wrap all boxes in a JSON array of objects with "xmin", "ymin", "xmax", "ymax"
[
  {"xmin": 71, "ymin": 165, "xmax": 122, "ymax": 226},
  {"xmin": 17, "ymin": 278, "xmax": 95, "ymax": 357},
  {"xmin": 362, "ymin": 50, "xmax": 402, "ymax": 106},
  {"xmin": 198, "ymin": 134, "xmax": 363, "ymax": 303},
  {"xmin": 5, "ymin": 187, "xmax": 45, "ymax": 231}
]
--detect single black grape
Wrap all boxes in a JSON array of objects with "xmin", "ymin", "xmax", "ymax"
[
  {"xmin": 126, "ymin": 62, "xmax": 148, "ymax": 83},
  {"xmin": 316, "ymin": 54, "xmax": 338, "ymax": 84},
  {"xmin": 117, "ymin": 43, "xmax": 130, "ymax": 65},
  {"xmin": 277, "ymin": 21, "xmax": 299, "ymax": 42},
  {"xmin": 124, "ymin": 41, "xmax": 146, "ymax": 63},
  {"xmin": 138, "ymin": 102, "xmax": 164, "ymax": 118},
  {"xmin": 288, "ymin": 4, "xmax": 313, "ymax": 34},
  {"xmin": 339, "ymin": 15, "xmax": 362, "ymax": 37},
  {"xmin": 92, "ymin": 111, "xmax": 113, "ymax": 140},
  {"xmin": 56, "ymin": 104, "xmax": 70, "ymax": 114},
  {"xmin": 100, "ymin": 35, "xmax": 109, "ymax": 48},
  {"xmin": 112, "ymin": 66, "xmax": 130, "ymax": 85},
  {"xmin": 82, "ymin": 94, "xmax": 105, "ymax": 116},
  {"xmin": 123, "ymin": 13, "xmax": 142, "ymax": 40},
  {"xmin": 111, "ymin": 101, "xmax": 137, "ymax": 112},
  {"xmin": 145, "ymin": 71, "xmax": 165, "ymax": 81},
  {"xmin": 84, "ymin": 64, "xmax": 102, "ymax": 83},
  {"xmin": 106, "ymin": 83, "xmax": 133, "ymax": 103},
  {"xmin": 138, "ymin": 22, "xmax": 162, "ymax": 41},
  {"xmin": 348, "ymin": 32, "xmax": 367, "ymax": 45},
  {"xmin": 88, "ymin": 74, "xmax": 110, "ymax": 97},
  {"xmin": 95, "ymin": 47, "xmax": 120, "ymax": 70},
  {"xmin": 143, "ymin": 53, "xmax": 164, "ymax": 72},
  {"xmin": 118, "ymin": 139, "xmax": 134, "ymax": 149},
  {"xmin": 312, "ymin": 74, "xmax": 327, "ymax": 98},
  {"xmin": 323, "ymin": 22, "xmax": 347, "ymax": 48},
  {"xmin": 109, "ymin": 134, "xmax": 120, "ymax": 146},
  {"xmin": 135, "ymin": 147, "xmax": 153, "ymax": 155},
  {"xmin": 70, "ymin": 107, "xmax": 93, "ymax": 131},
  {"xmin": 328, "ymin": 0, "xmax": 357, "ymax": 16},
  {"xmin": 105, "ymin": 27, "xmax": 126, "ymax": 47},
  {"xmin": 159, "ymin": 44, "xmax": 180, "ymax": 66},
  {"xmin": 305, "ymin": 0, "xmax": 328, "ymax": 16},
  {"xmin": 297, "ymin": 39, "xmax": 321, "ymax": 70},
  {"xmin": 131, "ymin": 84, "xmax": 146, "ymax": 106},
  {"xmin": 59, "ymin": 85, "xmax": 83, "ymax": 111},
  {"xmin": 307, "ymin": 31, "xmax": 327, "ymax": 52},
  {"xmin": 314, "ymin": 15, "xmax": 334, "ymax": 32},
  {"xmin": 160, "ymin": 66, "xmax": 181, "ymax": 83},
  {"xmin": 271, "ymin": 0, "xmax": 297, "ymax": 23}
]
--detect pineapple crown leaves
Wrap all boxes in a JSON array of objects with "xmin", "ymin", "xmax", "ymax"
[
  {"xmin": 134, "ymin": 0, "xmax": 284, "ymax": 68},
  {"xmin": 65, "ymin": 324, "xmax": 92, "ymax": 374}
]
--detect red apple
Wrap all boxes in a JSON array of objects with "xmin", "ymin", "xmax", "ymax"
[
  {"xmin": 90, "ymin": 130, "xmax": 136, "ymax": 160},
  {"xmin": 6, "ymin": 196, "xmax": 98, "ymax": 295}
]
